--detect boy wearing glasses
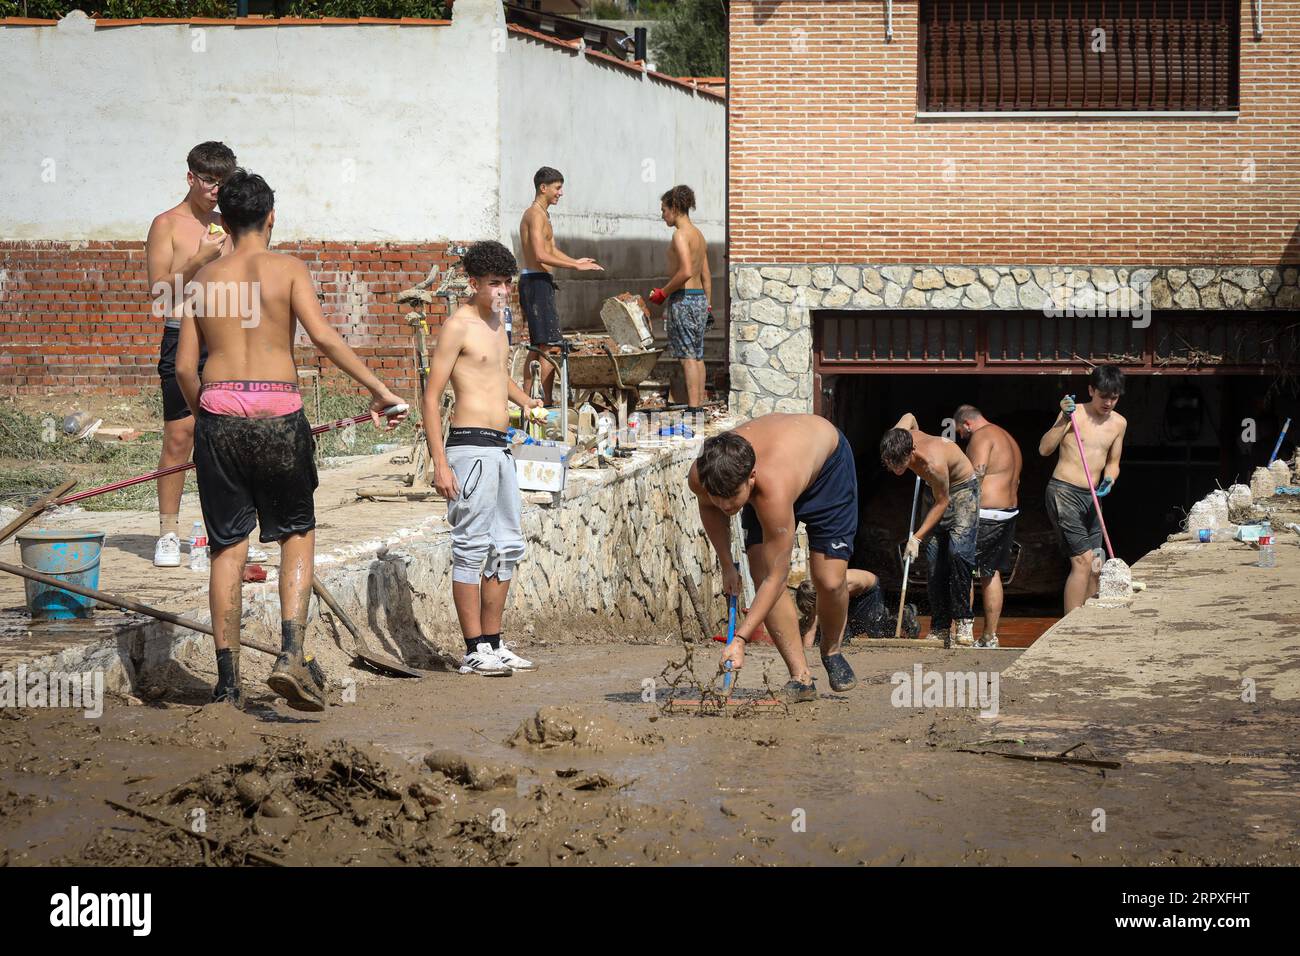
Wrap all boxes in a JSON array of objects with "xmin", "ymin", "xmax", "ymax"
[{"xmin": 145, "ymin": 142, "xmax": 237, "ymax": 568}]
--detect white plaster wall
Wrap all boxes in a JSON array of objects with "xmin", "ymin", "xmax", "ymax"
[
  {"xmin": 0, "ymin": 1, "xmax": 504, "ymax": 242},
  {"xmin": 499, "ymin": 35, "xmax": 726, "ymax": 334}
]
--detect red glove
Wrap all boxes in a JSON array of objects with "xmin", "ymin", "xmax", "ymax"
[{"xmin": 648, "ymin": 288, "xmax": 667, "ymax": 305}]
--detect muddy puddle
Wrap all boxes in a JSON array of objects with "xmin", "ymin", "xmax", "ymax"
[{"xmin": 3, "ymin": 639, "xmax": 1298, "ymax": 867}]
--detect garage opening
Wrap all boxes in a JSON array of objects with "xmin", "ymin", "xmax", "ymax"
[{"xmin": 813, "ymin": 309, "xmax": 1300, "ymax": 626}]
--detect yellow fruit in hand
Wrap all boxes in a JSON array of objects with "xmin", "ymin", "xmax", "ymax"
[{"xmin": 208, "ymin": 223, "xmax": 225, "ymax": 236}]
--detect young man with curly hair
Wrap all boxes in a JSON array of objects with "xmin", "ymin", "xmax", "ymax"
[{"xmin": 423, "ymin": 240, "xmax": 545, "ymax": 676}]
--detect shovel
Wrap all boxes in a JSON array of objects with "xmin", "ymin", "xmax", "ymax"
[{"xmin": 311, "ymin": 576, "xmax": 422, "ymax": 678}]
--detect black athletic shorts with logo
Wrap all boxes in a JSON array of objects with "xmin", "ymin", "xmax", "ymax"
[
  {"xmin": 157, "ymin": 327, "xmax": 207, "ymax": 422},
  {"xmin": 519, "ymin": 272, "xmax": 561, "ymax": 346},
  {"xmin": 741, "ymin": 430, "xmax": 858, "ymax": 560},
  {"xmin": 193, "ymin": 409, "xmax": 318, "ymax": 551}
]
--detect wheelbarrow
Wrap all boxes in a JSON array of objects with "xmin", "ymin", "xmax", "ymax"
[
  {"xmin": 520, "ymin": 339, "xmax": 661, "ymax": 439},
  {"xmin": 565, "ymin": 341, "xmax": 662, "ymax": 436}
]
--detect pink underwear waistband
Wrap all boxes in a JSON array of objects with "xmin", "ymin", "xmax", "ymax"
[{"xmin": 199, "ymin": 381, "xmax": 303, "ymax": 419}]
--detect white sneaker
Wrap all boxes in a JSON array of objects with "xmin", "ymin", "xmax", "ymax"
[
  {"xmin": 459, "ymin": 642, "xmax": 513, "ymax": 677},
  {"xmin": 493, "ymin": 641, "xmax": 535, "ymax": 671},
  {"xmin": 974, "ymin": 633, "xmax": 999, "ymax": 649},
  {"xmin": 954, "ymin": 620, "xmax": 976, "ymax": 647},
  {"xmin": 154, "ymin": 532, "xmax": 181, "ymax": 568}
]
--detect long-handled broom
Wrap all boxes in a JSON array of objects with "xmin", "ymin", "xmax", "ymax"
[{"xmin": 895, "ymin": 475, "xmax": 922, "ymax": 638}]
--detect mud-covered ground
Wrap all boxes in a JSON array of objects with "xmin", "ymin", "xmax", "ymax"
[{"xmin": 3, "ymin": 615, "xmax": 1297, "ymax": 866}]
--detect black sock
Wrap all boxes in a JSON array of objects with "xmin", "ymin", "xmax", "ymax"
[
  {"xmin": 481, "ymin": 632, "xmax": 501, "ymax": 650},
  {"xmin": 281, "ymin": 621, "xmax": 305, "ymax": 656},
  {"xmin": 464, "ymin": 636, "xmax": 482, "ymax": 655},
  {"xmin": 215, "ymin": 647, "xmax": 240, "ymax": 690}
]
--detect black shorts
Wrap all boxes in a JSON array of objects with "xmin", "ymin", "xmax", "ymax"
[
  {"xmin": 1045, "ymin": 477, "xmax": 1103, "ymax": 557},
  {"xmin": 975, "ymin": 513, "xmax": 1018, "ymax": 578},
  {"xmin": 519, "ymin": 273, "xmax": 561, "ymax": 347},
  {"xmin": 742, "ymin": 430, "xmax": 858, "ymax": 560},
  {"xmin": 157, "ymin": 327, "xmax": 206, "ymax": 422},
  {"xmin": 193, "ymin": 409, "xmax": 318, "ymax": 552}
]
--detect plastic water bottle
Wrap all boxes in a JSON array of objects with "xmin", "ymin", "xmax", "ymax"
[
  {"xmin": 503, "ymin": 305, "xmax": 514, "ymax": 345},
  {"xmin": 578, "ymin": 401, "xmax": 597, "ymax": 445},
  {"xmin": 1257, "ymin": 535, "xmax": 1275, "ymax": 569},
  {"xmin": 189, "ymin": 521, "xmax": 203, "ymax": 553},
  {"xmin": 189, "ymin": 534, "xmax": 209, "ymax": 572},
  {"xmin": 596, "ymin": 411, "xmax": 616, "ymax": 456}
]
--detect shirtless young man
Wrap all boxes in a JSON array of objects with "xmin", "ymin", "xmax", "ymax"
[
  {"xmin": 145, "ymin": 142, "xmax": 235, "ymax": 568},
  {"xmin": 794, "ymin": 568, "xmax": 916, "ymax": 647},
  {"xmin": 176, "ymin": 170, "xmax": 407, "ymax": 710},
  {"xmin": 689, "ymin": 414, "xmax": 859, "ymax": 700},
  {"xmin": 880, "ymin": 414, "xmax": 981, "ymax": 648},
  {"xmin": 1038, "ymin": 365, "xmax": 1128, "ymax": 613},
  {"xmin": 425, "ymin": 241, "xmax": 545, "ymax": 677},
  {"xmin": 955, "ymin": 405, "xmax": 1023, "ymax": 648},
  {"xmin": 648, "ymin": 185, "xmax": 712, "ymax": 413},
  {"xmin": 518, "ymin": 167, "xmax": 603, "ymax": 401}
]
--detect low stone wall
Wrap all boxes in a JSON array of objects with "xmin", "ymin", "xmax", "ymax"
[{"xmin": 22, "ymin": 439, "xmax": 723, "ymax": 695}]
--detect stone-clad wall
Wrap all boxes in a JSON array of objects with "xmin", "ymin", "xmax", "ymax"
[{"xmin": 729, "ymin": 264, "xmax": 1300, "ymax": 416}]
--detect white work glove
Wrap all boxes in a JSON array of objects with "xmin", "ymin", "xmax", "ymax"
[{"xmin": 904, "ymin": 535, "xmax": 921, "ymax": 562}]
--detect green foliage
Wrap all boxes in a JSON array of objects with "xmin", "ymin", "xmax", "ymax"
[
  {"xmin": 588, "ymin": 1, "xmax": 676, "ymax": 21},
  {"xmin": 588, "ymin": 0, "xmax": 626, "ymax": 17},
  {"xmin": 0, "ymin": 1, "xmax": 449, "ymax": 19},
  {"xmin": 650, "ymin": 0, "xmax": 725, "ymax": 77},
  {"xmin": 3, "ymin": 1, "xmax": 230, "ymax": 15},
  {"xmin": 285, "ymin": 0, "xmax": 448, "ymax": 17}
]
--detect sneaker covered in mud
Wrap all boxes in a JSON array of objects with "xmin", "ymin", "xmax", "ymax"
[
  {"xmin": 974, "ymin": 633, "xmax": 999, "ymax": 649},
  {"xmin": 153, "ymin": 532, "xmax": 181, "ymax": 568},
  {"xmin": 821, "ymin": 653, "xmax": 857, "ymax": 692},
  {"xmin": 954, "ymin": 620, "xmax": 976, "ymax": 647},
  {"xmin": 459, "ymin": 642, "xmax": 513, "ymax": 677},
  {"xmin": 928, "ymin": 629, "xmax": 950, "ymax": 646},
  {"xmin": 266, "ymin": 653, "xmax": 328, "ymax": 711},
  {"xmin": 493, "ymin": 641, "xmax": 535, "ymax": 671},
  {"xmin": 778, "ymin": 679, "xmax": 818, "ymax": 703}
]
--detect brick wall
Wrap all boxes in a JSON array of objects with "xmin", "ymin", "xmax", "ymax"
[
  {"xmin": 0, "ymin": 240, "xmax": 463, "ymax": 399},
  {"xmin": 729, "ymin": 1, "xmax": 1300, "ymax": 266}
]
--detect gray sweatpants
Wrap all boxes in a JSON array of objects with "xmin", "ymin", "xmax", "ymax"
[{"xmin": 446, "ymin": 444, "xmax": 526, "ymax": 585}]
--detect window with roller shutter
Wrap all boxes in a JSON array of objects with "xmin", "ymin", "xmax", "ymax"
[{"xmin": 918, "ymin": 0, "xmax": 1240, "ymax": 114}]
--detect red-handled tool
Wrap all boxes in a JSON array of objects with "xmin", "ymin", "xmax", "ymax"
[{"xmin": 52, "ymin": 404, "xmax": 408, "ymax": 507}]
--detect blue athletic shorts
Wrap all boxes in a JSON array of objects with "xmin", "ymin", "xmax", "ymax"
[{"xmin": 741, "ymin": 430, "xmax": 858, "ymax": 560}]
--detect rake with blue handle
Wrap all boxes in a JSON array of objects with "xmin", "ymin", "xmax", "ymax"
[{"xmin": 722, "ymin": 592, "xmax": 739, "ymax": 693}]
